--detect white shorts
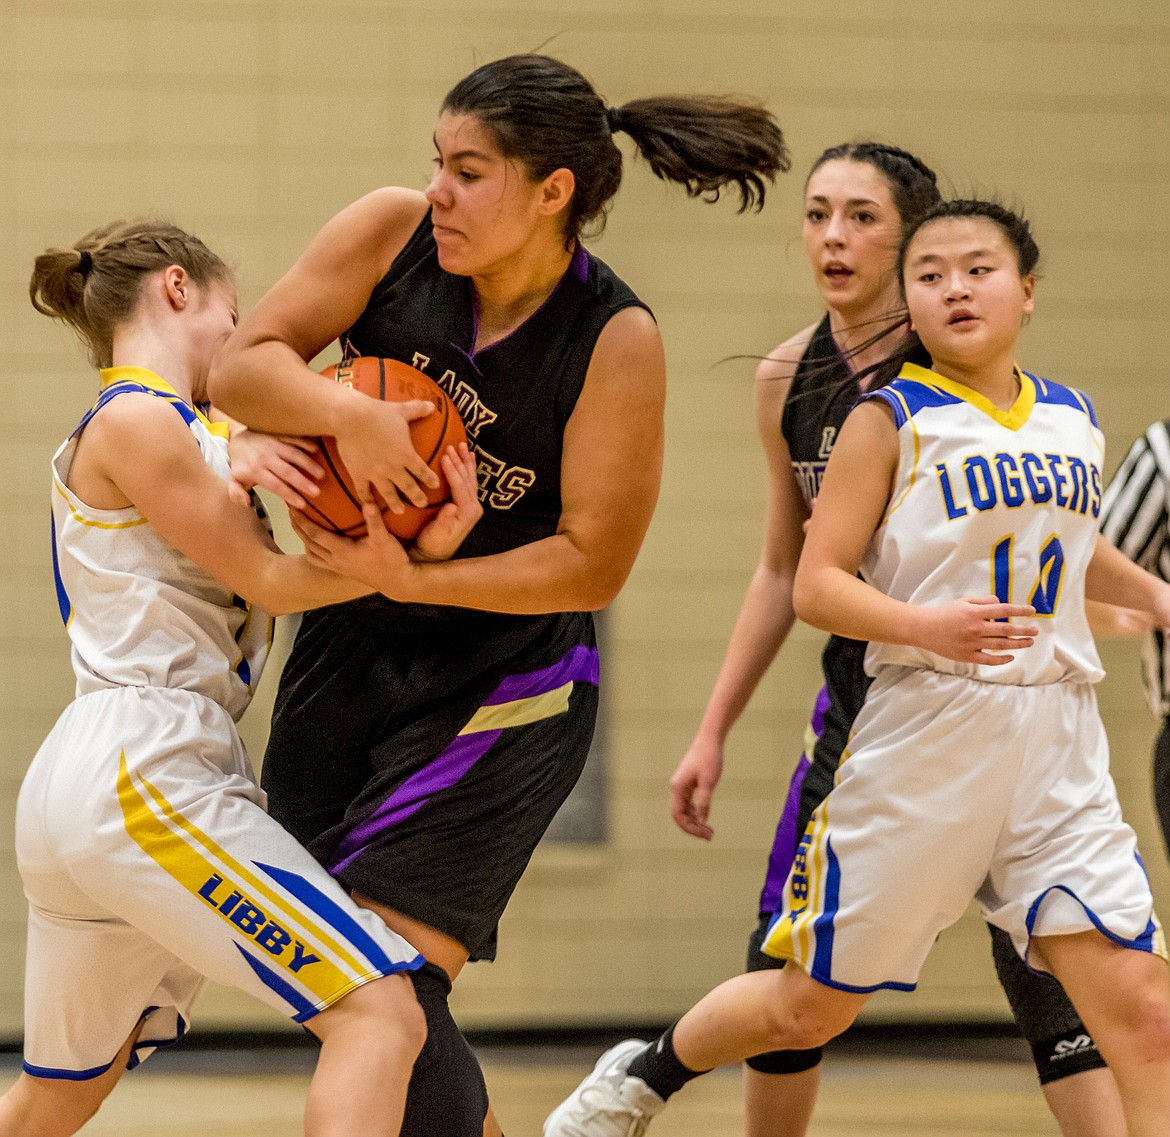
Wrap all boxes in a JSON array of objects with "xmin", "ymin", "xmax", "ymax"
[
  {"xmin": 763, "ymin": 668, "xmax": 1165, "ymax": 992},
  {"xmin": 16, "ymin": 686, "xmax": 424, "ymax": 1080}
]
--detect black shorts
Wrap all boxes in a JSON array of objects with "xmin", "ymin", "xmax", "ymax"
[{"xmin": 263, "ymin": 603, "xmax": 598, "ymax": 961}]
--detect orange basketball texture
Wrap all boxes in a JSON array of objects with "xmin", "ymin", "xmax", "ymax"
[{"xmin": 302, "ymin": 357, "xmax": 469, "ymax": 540}]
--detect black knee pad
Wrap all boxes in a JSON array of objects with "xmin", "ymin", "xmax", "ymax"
[
  {"xmin": 745, "ymin": 1046, "xmax": 823, "ymax": 1075},
  {"xmin": 400, "ymin": 963, "xmax": 489, "ymax": 1137},
  {"xmin": 986, "ymin": 924, "xmax": 1107, "ymax": 1083},
  {"xmin": 1031, "ymin": 1028, "xmax": 1108, "ymax": 1085}
]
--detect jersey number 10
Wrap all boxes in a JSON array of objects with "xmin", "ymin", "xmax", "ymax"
[{"xmin": 991, "ymin": 534, "xmax": 1066, "ymax": 617}]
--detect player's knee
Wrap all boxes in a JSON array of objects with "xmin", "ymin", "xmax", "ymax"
[
  {"xmin": 319, "ymin": 971, "xmax": 427, "ymax": 1061},
  {"xmin": 1094, "ymin": 977, "xmax": 1170, "ymax": 1062},
  {"xmin": 367, "ymin": 974, "xmax": 428, "ymax": 1058},
  {"xmin": 757, "ymin": 969, "xmax": 858, "ymax": 1051},
  {"xmin": 1124, "ymin": 994, "xmax": 1170, "ymax": 1060}
]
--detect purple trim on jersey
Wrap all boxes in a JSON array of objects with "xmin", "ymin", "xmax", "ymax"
[
  {"xmin": 326, "ymin": 646, "xmax": 600, "ymax": 876},
  {"xmin": 469, "ymin": 243, "xmax": 591, "ymax": 359},
  {"xmin": 758, "ymin": 686, "xmax": 831, "ymax": 914},
  {"xmin": 569, "ymin": 240, "xmax": 590, "ymax": 282}
]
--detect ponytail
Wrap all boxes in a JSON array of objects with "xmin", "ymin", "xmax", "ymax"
[
  {"xmin": 441, "ymin": 54, "xmax": 789, "ymax": 243},
  {"xmin": 30, "ymin": 218, "xmax": 230, "ymax": 369}
]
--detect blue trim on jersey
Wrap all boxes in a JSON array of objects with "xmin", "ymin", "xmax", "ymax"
[
  {"xmin": 811, "ymin": 974, "xmax": 918, "ymax": 994},
  {"xmin": 865, "ymin": 380, "xmax": 961, "ymax": 429},
  {"xmin": 1028, "ymin": 371, "xmax": 1099, "ymax": 428},
  {"xmin": 72, "ymin": 380, "xmax": 199, "ymax": 441},
  {"xmin": 809, "ymin": 838, "xmax": 842, "ymax": 985},
  {"xmin": 22, "ymin": 1058, "xmax": 115, "ymax": 1081},
  {"xmin": 254, "ymin": 860, "xmax": 425, "ymax": 976},
  {"xmin": 234, "ymin": 942, "xmax": 320, "ymax": 1023},
  {"xmin": 802, "ymin": 839, "xmax": 919, "ymax": 994},
  {"xmin": 125, "ymin": 1007, "xmax": 188, "ymax": 1070},
  {"xmin": 1024, "ymin": 875, "xmax": 1158, "ymax": 961},
  {"xmin": 49, "ymin": 509, "xmax": 71, "ymax": 625}
]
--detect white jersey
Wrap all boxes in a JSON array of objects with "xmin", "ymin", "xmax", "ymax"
[
  {"xmin": 50, "ymin": 366, "xmax": 272, "ymax": 719},
  {"xmin": 21, "ymin": 368, "xmax": 424, "ymax": 1079},
  {"xmin": 862, "ymin": 362, "xmax": 1105, "ymax": 686}
]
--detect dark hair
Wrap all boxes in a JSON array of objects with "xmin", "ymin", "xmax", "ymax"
[
  {"xmin": 898, "ymin": 198, "xmax": 1041, "ymax": 281},
  {"xmin": 808, "ymin": 142, "xmax": 941, "ymax": 234},
  {"xmin": 30, "ymin": 218, "xmax": 230, "ymax": 369},
  {"xmin": 441, "ymin": 54, "xmax": 791, "ymax": 243},
  {"xmin": 791, "ymin": 142, "xmax": 942, "ymax": 411},
  {"xmin": 855, "ymin": 199, "xmax": 1041, "ymax": 390}
]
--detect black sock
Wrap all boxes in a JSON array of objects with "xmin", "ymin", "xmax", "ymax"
[{"xmin": 626, "ymin": 1023, "xmax": 708, "ymax": 1100}]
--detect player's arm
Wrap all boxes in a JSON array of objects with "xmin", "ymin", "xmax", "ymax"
[
  {"xmin": 83, "ymin": 395, "xmax": 372, "ymax": 616},
  {"xmin": 1085, "ymin": 535, "xmax": 1170, "ymax": 627},
  {"xmin": 672, "ymin": 329, "xmax": 813, "ymax": 840},
  {"xmin": 294, "ymin": 305, "xmax": 665, "ymax": 613},
  {"xmin": 1086, "ymin": 598, "xmax": 1153, "ymax": 638},
  {"xmin": 793, "ymin": 400, "xmax": 1038, "ymax": 665},
  {"xmin": 1092, "ymin": 426, "xmax": 1167, "ymax": 634},
  {"xmin": 207, "ymin": 187, "xmax": 439, "ymax": 510}
]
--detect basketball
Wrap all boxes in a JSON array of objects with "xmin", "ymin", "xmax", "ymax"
[{"xmin": 301, "ymin": 357, "xmax": 468, "ymax": 540}]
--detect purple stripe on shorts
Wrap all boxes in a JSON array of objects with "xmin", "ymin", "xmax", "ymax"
[
  {"xmin": 809, "ymin": 684, "xmax": 830, "ymax": 737},
  {"xmin": 329, "ymin": 730, "xmax": 502, "ymax": 875},
  {"xmin": 326, "ymin": 645, "xmax": 598, "ymax": 877},
  {"xmin": 484, "ymin": 644, "xmax": 599, "ymax": 706},
  {"xmin": 759, "ymin": 754, "xmax": 811, "ymax": 915},
  {"xmin": 757, "ymin": 686, "xmax": 830, "ymax": 915}
]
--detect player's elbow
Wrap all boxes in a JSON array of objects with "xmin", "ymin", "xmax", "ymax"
[
  {"xmin": 206, "ymin": 333, "xmax": 256, "ymax": 411},
  {"xmin": 578, "ymin": 566, "xmax": 628, "ymax": 611},
  {"xmin": 791, "ymin": 564, "xmax": 827, "ymax": 631}
]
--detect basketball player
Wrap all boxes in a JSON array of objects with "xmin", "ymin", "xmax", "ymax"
[
  {"xmin": 670, "ymin": 146, "xmax": 1125, "ymax": 1136},
  {"xmin": 546, "ymin": 200, "xmax": 1170, "ymax": 1137},
  {"xmin": 208, "ymin": 54, "xmax": 790, "ymax": 1137},
  {"xmin": 1100, "ymin": 420, "xmax": 1170, "ymax": 857},
  {"xmin": 3, "ymin": 219, "xmax": 480, "ymax": 1137}
]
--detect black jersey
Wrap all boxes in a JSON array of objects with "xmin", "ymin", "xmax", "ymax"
[
  {"xmin": 341, "ymin": 210, "xmax": 649, "ymax": 630},
  {"xmin": 780, "ymin": 315, "xmax": 931, "ymax": 829},
  {"xmin": 265, "ymin": 215, "xmax": 646, "ymax": 961}
]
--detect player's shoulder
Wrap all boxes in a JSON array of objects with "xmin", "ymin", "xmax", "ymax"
[
  {"xmin": 756, "ymin": 321, "xmax": 820, "ymax": 388},
  {"xmin": 341, "ymin": 186, "xmax": 428, "ymax": 228},
  {"xmin": 1025, "ymin": 369, "xmax": 1099, "ymax": 428},
  {"xmin": 84, "ymin": 387, "xmax": 203, "ymax": 459},
  {"xmin": 311, "ymin": 187, "xmax": 429, "ymax": 270},
  {"xmin": 861, "ymin": 363, "xmax": 963, "ymax": 430}
]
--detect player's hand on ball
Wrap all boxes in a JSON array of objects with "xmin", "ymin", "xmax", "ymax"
[
  {"xmin": 333, "ymin": 396, "xmax": 441, "ymax": 513},
  {"xmin": 912, "ymin": 596, "xmax": 1038, "ymax": 665},
  {"xmin": 228, "ymin": 429, "xmax": 324, "ymax": 511},
  {"xmin": 292, "ymin": 506, "xmax": 412, "ymax": 596},
  {"xmin": 411, "ymin": 444, "xmax": 483, "ymax": 563}
]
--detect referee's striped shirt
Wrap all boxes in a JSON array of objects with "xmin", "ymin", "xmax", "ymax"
[{"xmin": 1099, "ymin": 418, "xmax": 1170, "ymax": 717}]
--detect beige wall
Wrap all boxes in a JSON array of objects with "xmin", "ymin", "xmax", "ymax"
[{"xmin": 1, "ymin": 0, "xmax": 1167, "ymax": 1036}]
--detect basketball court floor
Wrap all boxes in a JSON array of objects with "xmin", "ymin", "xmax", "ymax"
[{"xmin": 0, "ymin": 1034, "xmax": 1066, "ymax": 1135}]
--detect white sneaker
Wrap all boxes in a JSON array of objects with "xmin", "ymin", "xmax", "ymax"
[{"xmin": 543, "ymin": 1039, "xmax": 666, "ymax": 1137}]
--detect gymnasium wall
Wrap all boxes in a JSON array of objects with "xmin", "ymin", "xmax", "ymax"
[{"xmin": 1, "ymin": 0, "xmax": 1166, "ymax": 1037}]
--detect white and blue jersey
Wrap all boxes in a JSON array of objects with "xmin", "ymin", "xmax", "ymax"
[
  {"xmin": 50, "ymin": 366, "xmax": 271, "ymax": 718},
  {"xmin": 762, "ymin": 362, "xmax": 1163, "ymax": 992},
  {"xmin": 861, "ymin": 361, "xmax": 1104, "ymax": 686},
  {"xmin": 18, "ymin": 367, "xmax": 423, "ymax": 1080}
]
